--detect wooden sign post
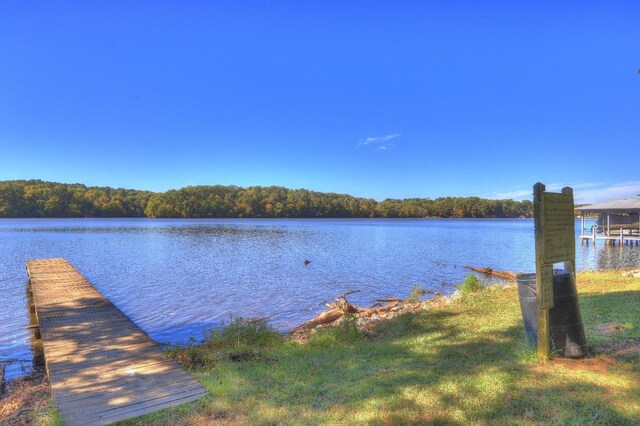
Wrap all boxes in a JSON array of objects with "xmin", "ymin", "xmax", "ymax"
[{"xmin": 533, "ymin": 183, "xmax": 576, "ymax": 359}]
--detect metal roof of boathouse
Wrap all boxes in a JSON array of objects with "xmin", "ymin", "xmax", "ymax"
[{"xmin": 576, "ymin": 197, "xmax": 640, "ymax": 214}]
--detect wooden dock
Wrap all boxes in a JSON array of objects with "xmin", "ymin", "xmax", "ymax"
[
  {"xmin": 579, "ymin": 230, "xmax": 640, "ymax": 246},
  {"xmin": 27, "ymin": 258, "xmax": 206, "ymax": 426}
]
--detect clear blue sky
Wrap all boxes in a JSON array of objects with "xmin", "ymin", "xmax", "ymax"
[{"xmin": 1, "ymin": 1, "xmax": 638, "ymax": 203}]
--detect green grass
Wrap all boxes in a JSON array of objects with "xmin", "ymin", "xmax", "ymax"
[
  {"xmin": 35, "ymin": 405, "xmax": 63, "ymax": 426},
  {"xmin": 114, "ymin": 270, "xmax": 640, "ymax": 425}
]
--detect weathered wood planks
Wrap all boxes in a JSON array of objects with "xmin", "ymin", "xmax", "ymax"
[
  {"xmin": 27, "ymin": 258, "xmax": 206, "ymax": 426},
  {"xmin": 0, "ymin": 361, "xmax": 5, "ymax": 395}
]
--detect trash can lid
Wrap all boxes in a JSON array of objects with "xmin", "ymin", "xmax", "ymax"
[{"xmin": 515, "ymin": 269, "xmax": 572, "ymax": 283}]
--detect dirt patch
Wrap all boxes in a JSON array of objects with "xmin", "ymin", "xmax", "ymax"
[
  {"xmin": 611, "ymin": 341, "xmax": 640, "ymax": 357},
  {"xmin": 599, "ymin": 339, "xmax": 640, "ymax": 359},
  {"xmin": 533, "ymin": 340, "xmax": 640, "ymax": 378},
  {"xmin": 0, "ymin": 371, "xmax": 52, "ymax": 426},
  {"xmin": 172, "ymin": 411, "xmax": 240, "ymax": 426},
  {"xmin": 531, "ymin": 355, "xmax": 625, "ymax": 399},
  {"xmin": 595, "ymin": 322, "xmax": 626, "ymax": 335},
  {"xmin": 548, "ymin": 356, "xmax": 614, "ymax": 375}
]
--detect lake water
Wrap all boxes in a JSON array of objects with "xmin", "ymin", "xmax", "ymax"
[{"xmin": 1, "ymin": 218, "xmax": 638, "ymax": 378}]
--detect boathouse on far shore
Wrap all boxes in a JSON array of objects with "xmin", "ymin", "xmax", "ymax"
[{"xmin": 575, "ymin": 194, "xmax": 640, "ymax": 246}]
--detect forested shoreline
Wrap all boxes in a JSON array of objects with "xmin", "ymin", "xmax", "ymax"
[{"xmin": 0, "ymin": 180, "xmax": 533, "ymax": 219}]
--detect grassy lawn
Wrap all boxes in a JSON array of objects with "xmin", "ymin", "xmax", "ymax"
[{"xmin": 111, "ymin": 270, "xmax": 638, "ymax": 425}]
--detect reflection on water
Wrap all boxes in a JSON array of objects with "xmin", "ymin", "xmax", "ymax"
[
  {"xmin": 582, "ymin": 244, "xmax": 640, "ymax": 270},
  {"xmin": 0, "ymin": 218, "xmax": 638, "ymax": 379}
]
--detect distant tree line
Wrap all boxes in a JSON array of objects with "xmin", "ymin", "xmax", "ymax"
[
  {"xmin": 0, "ymin": 180, "xmax": 533, "ymax": 219},
  {"xmin": 0, "ymin": 180, "xmax": 152, "ymax": 218}
]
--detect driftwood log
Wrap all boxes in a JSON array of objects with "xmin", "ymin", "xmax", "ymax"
[
  {"xmin": 292, "ymin": 292, "xmax": 401, "ymax": 333},
  {"xmin": 464, "ymin": 265, "xmax": 517, "ymax": 281}
]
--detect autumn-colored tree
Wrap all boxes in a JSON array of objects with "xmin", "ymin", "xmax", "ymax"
[{"xmin": 0, "ymin": 180, "xmax": 533, "ymax": 219}]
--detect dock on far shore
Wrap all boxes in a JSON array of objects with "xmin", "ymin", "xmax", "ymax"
[
  {"xmin": 26, "ymin": 258, "xmax": 206, "ymax": 426},
  {"xmin": 577, "ymin": 199, "xmax": 640, "ymax": 247},
  {"xmin": 579, "ymin": 229, "xmax": 640, "ymax": 246}
]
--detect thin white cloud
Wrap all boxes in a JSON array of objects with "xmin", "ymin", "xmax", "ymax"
[
  {"xmin": 489, "ymin": 188, "xmax": 533, "ymax": 200},
  {"xmin": 357, "ymin": 133, "xmax": 400, "ymax": 149},
  {"xmin": 573, "ymin": 181, "xmax": 640, "ymax": 204},
  {"xmin": 488, "ymin": 181, "xmax": 640, "ymax": 204}
]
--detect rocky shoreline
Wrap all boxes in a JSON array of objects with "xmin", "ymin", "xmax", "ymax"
[{"xmin": 0, "ymin": 371, "xmax": 51, "ymax": 425}]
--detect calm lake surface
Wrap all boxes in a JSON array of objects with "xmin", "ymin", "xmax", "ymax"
[{"xmin": 1, "ymin": 218, "xmax": 638, "ymax": 378}]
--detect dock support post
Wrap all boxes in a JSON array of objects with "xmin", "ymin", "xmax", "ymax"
[{"xmin": 533, "ymin": 183, "xmax": 551, "ymax": 359}]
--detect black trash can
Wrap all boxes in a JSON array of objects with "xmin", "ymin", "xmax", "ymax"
[{"xmin": 516, "ymin": 270, "xmax": 587, "ymax": 358}]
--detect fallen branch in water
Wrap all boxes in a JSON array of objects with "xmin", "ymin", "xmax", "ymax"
[
  {"xmin": 356, "ymin": 298, "xmax": 401, "ymax": 316},
  {"xmin": 464, "ymin": 265, "xmax": 517, "ymax": 281},
  {"xmin": 291, "ymin": 294, "xmax": 402, "ymax": 333},
  {"xmin": 247, "ymin": 291, "xmax": 365, "ymax": 324}
]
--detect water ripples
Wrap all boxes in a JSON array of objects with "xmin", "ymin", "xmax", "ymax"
[{"xmin": 1, "ymin": 218, "xmax": 639, "ymax": 379}]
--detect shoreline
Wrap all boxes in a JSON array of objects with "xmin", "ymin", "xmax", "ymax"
[
  {"xmin": 2, "ymin": 269, "xmax": 638, "ymax": 424},
  {"xmin": 0, "ymin": 284, "xmax": 470, "ymax": 423},
  {"xmin": 0, "ymin": 370, "xmax": 51, "ymax": 425}
]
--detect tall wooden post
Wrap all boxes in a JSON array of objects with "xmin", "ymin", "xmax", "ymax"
[
  {"xmin": 533, "ymin": 183, "xmax": 550, "ymax": 358},
  {"xmin": 562, "ymin": 187, "xmax": 577, "ymax": 280}
]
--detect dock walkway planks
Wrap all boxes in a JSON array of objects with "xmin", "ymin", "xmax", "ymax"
[{"xmin": 27, "ymin": 258, "xmax": 206, "ymax": 425}]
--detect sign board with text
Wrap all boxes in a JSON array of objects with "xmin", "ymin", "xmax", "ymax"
[
  {"xmin": 541, "ymin": 192, "xmax": 575, "ymax": 265},
  {"xmin": 538, "ymin": 264, "xmax": 554, "ymax": 310}
]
